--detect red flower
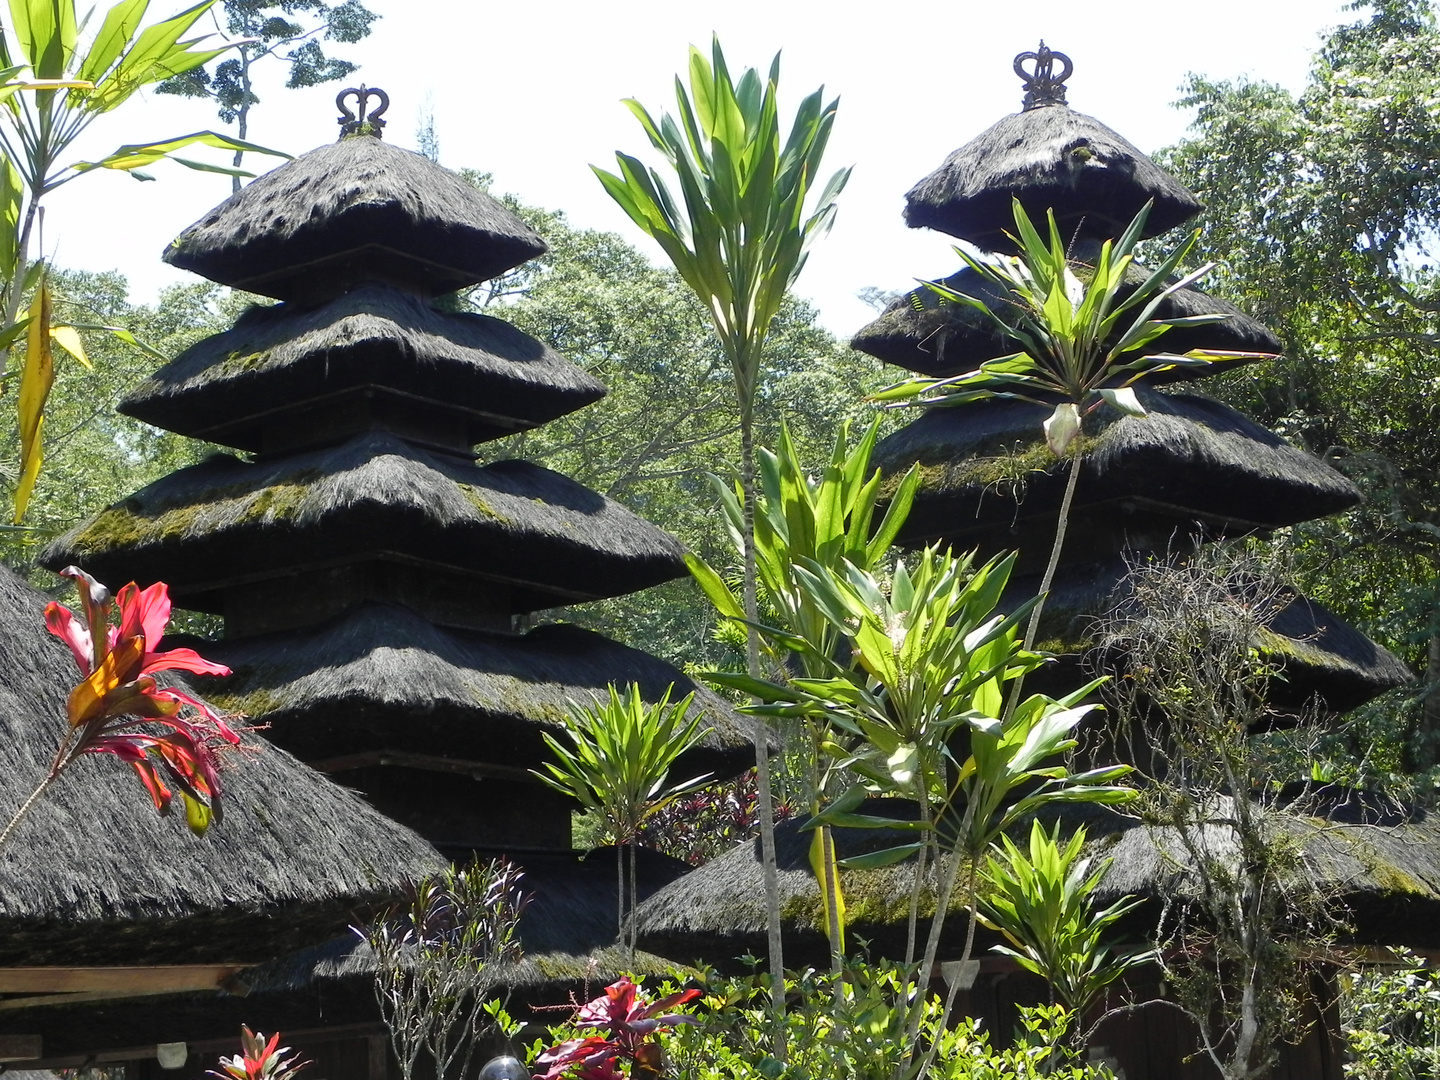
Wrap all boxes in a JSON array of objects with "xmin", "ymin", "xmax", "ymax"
[{"xmin": 41, "ymin": 566, "xmax": 239, "ymax": 836}]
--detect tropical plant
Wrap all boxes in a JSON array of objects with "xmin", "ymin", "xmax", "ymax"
[
  {"xmin": 532, "ymin": 683, "xmax": 712, "ymax": 957},
  {"xmin": 0, "ymin": 0, "xmax": 286, "ymax": 520},
  {"xmin": 980, "ymin": 819, "xmax": 1152, "ymax": 1043},
  {"xmin": 157, "ymin": 0, "xmax": 378, "ymax": 191},
  {"xmin": 594, "ymin": 38, "xmax": 849, "ymax": 1041},
  {"xmin": 1343, "ymin": 951, "xmax": 1440, "ymax": 1080},
  {"xmin": 687, "ymin": 417, "xmax": 920, "ymax": 970},
  {"xmin": 533, "ymin": 977, "xmax": 700, "ymax": 1080},
  {"xmin": 0, "ymin": 564, "xmax": 238, "ymax": 850},
  {"xmin": 873, "ymin": 199, "xmax": 1271, "ymax": 655},
  {"xmin": 366, "ymin": 861, "xmax": 527, "ymax": 1080},
  {"xmin": 716, "ymin": 544, "xmax": 1135, "ymax": 1078},
  {"xmin": 209, "ymin": 1026, "xmax": 309, "ymax": 1080}
]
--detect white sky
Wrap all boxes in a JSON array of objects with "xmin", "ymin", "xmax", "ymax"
[{"xmin": 41, "ymin": 0, "xmax": 1352, "ymax": 336}]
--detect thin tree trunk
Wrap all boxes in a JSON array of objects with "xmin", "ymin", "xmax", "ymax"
[
  {"xmin": 0, "ymin": 195, "xmax": 41, "ymax": 382},
  {"xmin": 231, "ymin": 49, "xmax": 252, "ymax": 195},
  {"xmin": 742, "ymin": 408, "xmax": 787, "ymax": 1062}
]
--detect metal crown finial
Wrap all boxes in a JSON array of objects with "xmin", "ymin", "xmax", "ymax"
[
  {"xmin": 1014, "ymin": 43, "xmax": 1072, "ymax": 110},
  {"xmin": 337, "ymin": 84, "xmax": 389, "ymax": 138}
]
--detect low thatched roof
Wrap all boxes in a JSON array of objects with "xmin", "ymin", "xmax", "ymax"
[
  {"xmin": 163, "ymin": 134, "xmax": 546, "ymax": 301},
  {"xmin": 183, "ymin": 603, "xmax": 755, "ymax": 778},
  {"xmin": 0, "ymin": 564, "xmax": 444, "ymax": 967},
  {"xmin": 852, "ymin": 256, "xmax": 1280, "ymax": 379},
  {"xmin": 875, "ymin": 389, "xmax": 1361, "ymax": 554},
  {"xmin": 903, "ymin": 105, "xmax": 1203, "ymax": 250},
  {"xmin": 636, "ymin": 794, "xmax": 1440, "ymax": 969},
  {"xmin": 243, "ymin": 845, "xmax": 695, "ymax": 1000},
  {"xmin": 41, "ymin": 432, "xmax": 687, "ymax": 614},
  {"xmin": 633, "ymin": 801, "xmax": 982, "ymax": 969},
  {"xmin": 1007, "ymin": 556, "xmax": 1412, "ymax": 715},
  {"xmin": 119, "ymin": 285, "xmax": 605, "ymax": 453}
]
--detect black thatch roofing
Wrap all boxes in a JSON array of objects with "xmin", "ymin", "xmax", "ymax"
[
  {"xmin": 903, "ymin": 106, "xmax": 1203, "ymax": 250},
  {"xmin": 636, "ymin": 794, "xmax": 1440, "ymax": 966},
  {"xmin": 1008, "ymin": 556, "xmax": 1412, "ymax": 715},
  {"xmin": 633, "ymin": 802, "xmax": 982, "ymax": 969},
  {"xmin": 119, "ymin": 285, "xmax": 606, "ymax": 453},
  {"xmin": 0, "ymin": 564, "xmax": 444, "ymax": 967},
  {"xmin": 851, "ymin": 257, "xmax": 1281, "ymax": 379},
  {"xmin": 41, "ymin": 432, "xmax": 687, "ymax": 614},
  {"xmin": 243, "ymin": 845, "xmax": 695, "ymax": 998},
  {"xmin": 182, "ymin": 603, "xmax": 755, "ymax": 777},
  {"xmin": 163, "ymin": 135, "xmax": 546, "ymax": 301},
  {"xmin": 875, "ymin": 389, "xmax": 1361, "ymax": 554}
]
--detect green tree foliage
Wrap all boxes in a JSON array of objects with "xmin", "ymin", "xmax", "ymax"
[
  {"xmin": 157, "ymin": 0, "xmax": 378, "ymax": 189},
  {"xmin": 1159, "ymin": 0, "xmax": 1440, "ymax": 772}
]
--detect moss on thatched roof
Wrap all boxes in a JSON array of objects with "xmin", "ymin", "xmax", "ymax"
[
  {"xmin": 0, "ymin": 565, "xmax": 444, "ymax": 967},
  {"xmin": 904, "ymin": 105, "xmax": 1203, "ymax": 250},
  {"xmin": 875, "ymin": 389, "xmax": 1361, "ymax": 551},
  {"xmin": 120, "ymin": 285, "xmax": 605, "ymax": 452},
  {"xmin": 852, "ymin": 254, "xmax": 1280, "ymax": 379},
  {"xmin": 1004, "ymin": 556, "xmax": 1412, "ymax": 714},
  {"xmin": 41, "ymin": 432, "xmax": 687, "ymax": 613},
  {"xmin": 183, "ymin": 603, "xmax": 754, "ymax": 776},
  {"xmin": 634, "ymin": 802, "xmax": 980, "ymax": 968},
  {"xmin": 163, "ymin": 135, "xmax": 545, "ymax": 301}
]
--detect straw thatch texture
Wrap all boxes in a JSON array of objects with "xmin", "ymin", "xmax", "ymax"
[
  {"xmin": 852, "ymin": 258, "xmax": 1281, "ymax": 379},
  {"xmin": 0, "ymin": 565, "xmax": 444, "ymax": 967},
  {"xmin": 244, "ymin": 845, "xmax": 695, "ymax": 997},
  {"xmin": 41, "ymin": 432, "xmax": 687, "ymax": 612},
  {"xmin": 1084, "ymin": 792, "xmax": 1440, "ymax": 947},
  {"xmin": 875, "ymin": 389, "xmax": 1361, "ymax": 552},
  {"xmin": 1007, "ymin": 556, "xmax": 1412, "ymax": 714},
  {"xmin": 119, "ymin": 285, "xmax": 605, "ymax": 452},
  {"xmin": 164, "ymin": 135, "xmax": 546, "ymax": 301},
  {"xmin": 633, "ymin": 802, "xmax": 980, "ymax": 968},
  {"xmin": 904, "ymin": 106, "xmax": 1203, "ymax": 249},
  {"xmin": 184, "ymin": 603, "xmax": 755, "ymax": 775}
]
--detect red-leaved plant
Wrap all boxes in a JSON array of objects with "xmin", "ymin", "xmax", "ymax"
[
  {"xmin": 533, "ymin": 978, "xmax": 700, "ymax": 1080},
  {"xmin": 0, "ymin": 565, "xmax": 240, "ymax": 850},
  {"xmin": 210, "ymin": 1025, "xmax": 309, "ymax": 1080}
]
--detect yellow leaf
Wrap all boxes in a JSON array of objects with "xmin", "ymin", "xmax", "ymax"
[
  {"xmin": 49, "ymin": 324, "xmax": 90, "ymax": 369},
  {"xmin": 14, "ymin": 278, "xmax": 54, "ymax": 522}
]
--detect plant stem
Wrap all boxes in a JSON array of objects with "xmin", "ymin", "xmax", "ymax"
[{"xmin": 0, "ymin": 766, "xmax": 59, "ymax": 853}]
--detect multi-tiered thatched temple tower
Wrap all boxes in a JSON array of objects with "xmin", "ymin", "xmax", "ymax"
[
  {"xmin": 44, "ymin": 89, "xmax": 748, "ymax": 861},
  {"xmin": 634, "ymin": 48, "xmax": 1440, "ymax": 1080}
]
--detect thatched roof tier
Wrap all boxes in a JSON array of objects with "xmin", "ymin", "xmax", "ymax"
[
  {"xmin": 903, "ymin": 106, "xmax": 1203, "ymax": 250},
  {"xmin": 1007, "ymin": 556, "xmax": 1412, "ymax": 715},
  {"xmin": 852, "ymin": 257, "xmax": 1280, "ymax": 379},
  {"xmin": 0, "ymin": 565, "xmax": 444, "ymax": 968},
  {"xmin": 633, "ymin": 801, "xmax": 985, "ymax": 968},
  {"xmin": 119, "ymin": 286, "xmax": 605, "ymax": 454},
  {"xmin": 41, "ymin": 432, "xmax": 687, "ymax": 618},
  {"xmin": 182, "ymin": 604, "xmax": 755, "ymax": 780},
  {"xmin": 1083, "ymin": 792, "xmax": 1440, "ymax": 948},
  {"xmin": 874, "ymin": 390, "xmax": 1361, "ymax": 556},
  {"xmin": 163, "ymin": 134, "xmax": 546, "ymax": 302}
]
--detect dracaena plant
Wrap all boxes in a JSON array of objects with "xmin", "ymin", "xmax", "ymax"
[
  {"xmin": 210, "ymin": 1026, "xmax": 310, "ymax": 1080},
  {"xmin": 0, "ymin": 0, "xmax": 288, "ymax": 520},
  {"xmin": 873, "ymin": 199, "xmax": 1275, "ymax": 656},
  {"xmin": 595, "ymin": 40, "xmax": 849, "ymax": 1041},
  {"xmin": 980, "ymin": 819, "xmax": 1153, "ymax": 1046},
  {"xmin": 687, "ymin": 417, "xmax": 920, "ymax": 974},
  {"xmin": 532, "ymin": 683, "xmax": 712, "ymax": 959},
  {"xmin": 0, "ymin": 565, "xmax": 239, "ymax": 850},
  {"xmin": 716, "ymin": 544, "xmax": 1135, "ymax": 1080}
]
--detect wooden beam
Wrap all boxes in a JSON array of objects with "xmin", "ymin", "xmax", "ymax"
[
  {"xmin": 310, "ymin": 749, "xmax": 535, "ymax": 783},
  {"xmin": 0, "ymin": 965, "xmax": 240, "ymax": 993},
  {"xmin": 0, "ymin": 1035, "xmax": 41, "ymax": 1062}
]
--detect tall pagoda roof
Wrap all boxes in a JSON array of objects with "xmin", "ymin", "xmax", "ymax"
[
  {"xmin": 853, "ymin": 256, "xmax": 1280, "ymax": 379},
  {"xmin": 120, "ymin": 285, "xmax": 606, "ymax": 453},
  {"xmin": 875, "ymin": 389, "xmax": 1361, "ymax": 552},
  {"xmin": 903, "ymin": 48, "xmax": 1201, "ymax": 249},
  {"xmin": 41, "ymin": 432, "xmax": 688, "ymax": 614},
  {"xmin": 163, "ymin": 135, "xmax": 546, "ymax": 301}
]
